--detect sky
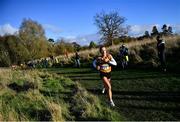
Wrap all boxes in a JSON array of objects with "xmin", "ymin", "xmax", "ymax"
[{"xmin": 1, "ymin": 0, "xmax": 180, "ymax": 45}]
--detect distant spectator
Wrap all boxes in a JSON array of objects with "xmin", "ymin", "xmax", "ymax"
[
  {"xmin": 157, "ymin": 35, "xmax": 166, "ymax": 72},
  {"xmin": 75, "ymin": 51, "xmax": 80, "ymax": 68},
  {"xmin": 118, "ymin": 44, "xmax": 129, "ymax": 69}
]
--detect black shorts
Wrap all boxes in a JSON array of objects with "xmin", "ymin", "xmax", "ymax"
[{"xmin": 100, "ymin": 72, "xmax": 111, "ymax": 79}]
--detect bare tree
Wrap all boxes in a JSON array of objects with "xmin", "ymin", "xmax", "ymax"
[{"xmin": 94, "ymin": 11, "xmax": 128, "ymax": 45}]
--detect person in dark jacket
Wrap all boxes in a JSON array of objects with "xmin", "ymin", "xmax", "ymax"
[
  {"xmin": 157, "ymin": 35, "xmax": 166, "ymax": 72},
  {"xmin": 75, "ymin": 52, "xmax": 80, "ymax": 68},
  {"xmin": 119, "ymin": 44, "xmax": 129, "ymax": 69}
]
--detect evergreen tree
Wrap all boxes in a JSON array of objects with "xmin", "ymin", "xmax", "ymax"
[
  {"xmin": 162, "ymin": 24, "xmax": 168, "ymax": 34},
  {"xmin": 144, "ymin": 31, "xmax": 150, "ymax": 37},
  {"xmin": 151, "ymin": 26, "xmax": 159, "ymax": 36}
]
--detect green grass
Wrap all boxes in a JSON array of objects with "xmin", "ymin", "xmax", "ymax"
[
  {"xmin": 0, "ymin": 69, "xmax": 122, "ymax": 121},
  {"xmin": 46, "ymin": 67, "xmax": 180, "ymax": 121}
]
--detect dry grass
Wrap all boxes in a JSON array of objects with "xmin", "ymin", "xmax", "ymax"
[
  {"xmin": 53, "ymin": 35, "xmax": 180, "ymax": 66},
  {"xmin": 47, "ymin": 102, "xmax": 64, "ymax": 121},
  {"xmin": 0, "ymin": 69, "xmax": 65, "ymax": 121},
  {"xmin": 0, "ymin": 68, "xmax": 122, "ymax": 121},
  {"xmin": 71, "ymin": 82, "xmax": 123, "ymax": 121}
]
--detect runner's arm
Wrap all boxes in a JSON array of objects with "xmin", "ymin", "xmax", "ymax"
[
  {"xmin": 109, "ymin": 57, "xmax": 117, "ymax": 66},
  {"xmin": 93, "ymin": 59, "xmax": 97, "ymax": 68}
]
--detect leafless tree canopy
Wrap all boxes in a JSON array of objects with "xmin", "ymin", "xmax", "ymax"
[{"xmin": 94, "ymin": 11, "xmax": 128, "ymax": 45}]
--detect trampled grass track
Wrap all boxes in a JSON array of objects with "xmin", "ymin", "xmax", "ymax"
[{"xmin": 46, "ymin": 67, "xmax": 180, "ymax": 121}]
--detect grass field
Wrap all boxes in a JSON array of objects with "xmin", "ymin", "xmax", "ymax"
[
  {"xmin": 1, "ymin": 35, "xmax": 179, "ymax": 121},
  {"xmin": 0, "ymin": 69, "xmax": 123, "ymax": 121},
  {"xmin": 46, "ymin": 67, "xmax": 180, "ymax": 121}
]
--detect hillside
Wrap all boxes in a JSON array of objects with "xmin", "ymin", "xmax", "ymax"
[
  {"xmin": 0, "ymin": 35, "xmax": 180, "ymax": 121},
  {"xmin": 54, "ymin": 35, "xmax": 180, "ymax": 70},
  {"xmin": 0, "ymin": 69, "xmax": 123, "ymax": 121}
]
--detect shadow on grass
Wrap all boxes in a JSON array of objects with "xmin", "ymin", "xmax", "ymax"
[
  {"xmin": 28, "ymin": 108, "xmax": 52, "ymax": 121},
  {"xmin": 117, "ymin": 104, "xmax": 180, "ymax": 112},
  {"xmin": 68, "ymin": 75, "xmax": 162, "ymax": 82},
  {"xmin": 87, "ymin": 89, "xmax": 180, "ymax": 102},
  {"xmin": 69, "ymin": 76, "xmax": 160, "ymax": 81},
  {"xmin": 8, "ymin": 82, "xmax": 36, "ymax": 93},
  {"xmin": 56, "ymin": 71, "xmax": 97, "ymax": 75}
]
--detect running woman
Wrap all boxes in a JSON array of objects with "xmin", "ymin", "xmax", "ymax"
[{"xmin": 93, "ymin": 46, "xmax": 117, "ymax": 107}]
